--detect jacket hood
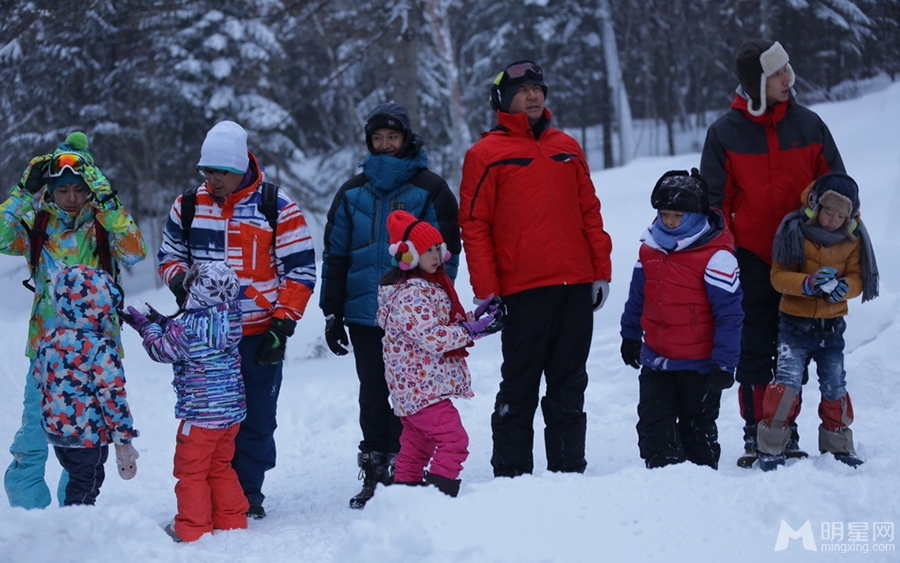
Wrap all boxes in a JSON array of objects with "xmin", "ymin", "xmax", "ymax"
[
  {"xmin": 362, "ymin": 148, "xmax": 428, "ymax": 192},
  {"xmin": 52, "ymin": 264, "xmax": 122, "ymax": 333}
]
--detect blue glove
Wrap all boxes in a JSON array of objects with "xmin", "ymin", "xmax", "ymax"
[
  {"xmin": 826, "ymin": 278, "xmax": 849, "ymax": 303},
  {"xmin": 802, "ymin": 266, "xmax": 838, "ymax": 296},
  {"xmin": 461, "ymin": 305, "xmax": 504, "ymax": 340}
]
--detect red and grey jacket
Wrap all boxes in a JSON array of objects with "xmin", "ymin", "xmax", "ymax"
[
  {"xmin": 157, "ymin": 153, "xmax": 316, "ymax": 335},
  {"xmin": 700, "ymin": 93, "xmax": 844, "ymax": 264},
  {"xmin": 459, "ymin": 109, "xmax": 612, "ymax": 298}
]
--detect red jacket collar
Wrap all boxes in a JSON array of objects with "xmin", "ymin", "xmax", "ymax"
[
  {"xmin": 730, "ymin": 93, "xmax": 790, "ymax": 124},
  {"xmin": 493, "ymin": 107, "xmax": 553, "ymax": 137}
]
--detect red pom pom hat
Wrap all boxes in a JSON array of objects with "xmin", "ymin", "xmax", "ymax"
[{"xmin": 387, "ymin": 210, "xmax": 448, "ymax": 270}]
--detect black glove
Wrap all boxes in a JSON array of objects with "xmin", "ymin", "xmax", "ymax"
[
  {"xmin": 22, "ymin": 160, "xmax": 49, "ymax": 194},
  {"xmin": 620, "ymin": 338, "xmax": 642, "ymax": 369},
  {"xmin": 324, "ymin": 314, "xmax": 349, "ymax": 356},
  {"xmin": 257, "ymin": 317, "xmax": 296, "ymax": 365},
  {"xmin": 168, "ymin": 272, "xmax": 188, "ymax": 309},
  {"xmin": 145, "ymin": 303, "xmax": 170, "ymax": 327},
  {"xmin": 707, "ymin": 366, "xmax": 735, "ymax": 392}
]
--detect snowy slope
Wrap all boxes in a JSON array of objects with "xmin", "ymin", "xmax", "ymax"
[{"xmin": 1, "ymin": 81, "xmax": 899, "ymax": 563}]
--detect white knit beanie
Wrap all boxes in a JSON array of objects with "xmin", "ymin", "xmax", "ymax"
[{"xmin": 198, "ymin": 120, "xmax": 249, "ymax": 174}]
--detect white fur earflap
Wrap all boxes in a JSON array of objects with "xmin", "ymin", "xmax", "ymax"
[{"xmin": 748, "ymin": 41, "xmax": 795, "ymax": 117}]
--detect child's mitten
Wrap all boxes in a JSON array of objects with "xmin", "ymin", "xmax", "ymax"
[{"xmin": 115, "ymin": 442, "xmax": 139, "ymax": 480}]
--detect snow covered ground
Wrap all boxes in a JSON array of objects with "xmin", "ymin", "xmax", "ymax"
[{"xmin": 2, "ymin": 81, "xmax": 899, "ymax": 562}]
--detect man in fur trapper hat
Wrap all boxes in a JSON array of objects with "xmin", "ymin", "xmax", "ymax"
[
  {"xmin": 760, "ymin": 171, "xmax": 878, "ymax": 470},
  {"xmin": 700, "ymin": 40, "xmax": 846, "ymax": 467},
  {"xmin": 735, "ymin": 39, "xmax": 795, "ymax": 117}
]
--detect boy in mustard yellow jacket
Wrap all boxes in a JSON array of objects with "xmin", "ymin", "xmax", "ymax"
[{"xmin": 757, "ymin": 172, "xmax": 878, "ymax": 470}]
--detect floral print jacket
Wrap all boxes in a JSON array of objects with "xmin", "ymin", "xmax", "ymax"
[{"xmin": 377, "ymin": 277, "xmax": 473, "ymax": 417}]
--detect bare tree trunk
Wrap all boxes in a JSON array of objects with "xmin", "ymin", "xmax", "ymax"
[
  {"xmin": 422, "ymin": 0, "xmax": 471, "ymax": 191},
  {"xmin": 599, "ymin": 0, "xmax": 633, "ymax": 165},
  {"xmin": 392, "ymin": 1, "xmax": 420, "ymax": 119}
]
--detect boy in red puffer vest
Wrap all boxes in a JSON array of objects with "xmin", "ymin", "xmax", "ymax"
[{"xmin": 620, "ymin": 169, "xmax": 743, "ymax": 469}]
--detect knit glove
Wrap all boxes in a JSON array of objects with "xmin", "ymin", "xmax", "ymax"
[
  {"xmin": 257, "ymin": 317, "xmax": 297, "ymax": 365},
  {"xmin": 802, "ymin": 266, "xmax": 838, "ymax": 296},
  {"xmin": 825, "ymin": 278, "xmax": 849, "ymax": 303},
  {"xmin": 19, "ymin": 156, "xmax": 51, "ymax": 194},
  {"xmin": 592, "ymin": 280, "xmax": 610, "ymax": 311},
  {"xmin": 324, "ymin": 314, "xmax": 349, "ymax": 356},
  {"xmin": 620, "ymin": 338, "xmax": 641, "ymax": 369},
  {"xmin": 119, "ymin": 305, "xmax": 152, "ymax": 335},
  {"xmin": 114, "ymin": 442, "xmax": 139, "ymax": 480},
  {"xmin": 460, "ymin": 305, "xmax": 504, "ymax": 340},
  {"xmin": 707, "ymin": 366, "xmax": 735, "ymax": 392},
  {"xmin": 168, "ymin": 272, "xmax": 188, "ymax": 309}
]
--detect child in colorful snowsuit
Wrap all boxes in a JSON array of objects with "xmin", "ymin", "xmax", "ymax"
[
  {"xmin": 121, "ymin": 261, "xmax": 248, "ymax": 541},
  {"xmin": 1, "ymin": 132, "xmax": 147, "ymax": 508},
  {"xmin": 376, "ymin": 210, "xmax": 503, "ymax": 496},
  {"xmin": 756, "ymin": 172, "xmax": 878, "ymax": 471},
  {"xmin": 32, "ymin": 264, "xmax": 139, "ymax": 505},
  {"xmin": 620, "ymin": 169, "xmax": 744, "ymax": 469}
]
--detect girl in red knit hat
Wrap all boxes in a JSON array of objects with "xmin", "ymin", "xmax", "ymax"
[{"xmin": 376, "ymin": 210, "xmax": 504, "ymax": 497}]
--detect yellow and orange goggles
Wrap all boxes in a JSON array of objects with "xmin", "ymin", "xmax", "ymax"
[{"xmin": 48, "ymin": 153, "xmax": 87, "ymax": 178}]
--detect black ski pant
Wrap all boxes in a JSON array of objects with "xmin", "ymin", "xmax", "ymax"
[
  {"xmin": 492, "ymin": 284, "xmax": 591, "ymax": 477},
  {"xmin": 636, "ymin": 368, "xmax": 721, "ymax": 469},
  {"xmin": 349, "ymin": 323, "xmax": 401, "ymax": 455},
  {"xmin": 735, "ymin": 249, "xmax": 804, "ymax": 431},
  {"xmin": 54, "ymin": 445, "xmax": 108, "ymax": 505}
]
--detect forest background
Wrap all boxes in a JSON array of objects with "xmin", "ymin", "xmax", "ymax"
[{"xmin": 1, "ymin": 0, "xmax": 898, "ymax": 250}]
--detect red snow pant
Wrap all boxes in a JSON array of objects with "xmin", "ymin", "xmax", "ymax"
[
  {"xmin": 395, "ymin": 399, "xmax": 469, "ymax": 483},
  {"xmin": 173, "ymin": 421, "xmax": 249, "ymax": 542}
]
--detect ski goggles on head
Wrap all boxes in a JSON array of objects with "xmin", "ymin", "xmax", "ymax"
[
  {"xmin": 48, "ymin": 153, "xmax": 87, "ymax": 178},
  {"xmin": 504, "ymin": 61, "xmax": 543, "ymax": 82}
]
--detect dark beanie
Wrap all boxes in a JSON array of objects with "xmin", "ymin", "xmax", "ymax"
[
  {"xmin": 651, "ymin": 168, "xmax": 710, "ymax": 213},
  {"xmin": 364, "ymin": 102, "xmax": 411, "ymax": 154}
]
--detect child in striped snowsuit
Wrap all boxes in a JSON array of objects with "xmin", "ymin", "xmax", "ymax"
[{"xmin": 122, "ymin": 261, "xmax": 247, "ymax": 542}]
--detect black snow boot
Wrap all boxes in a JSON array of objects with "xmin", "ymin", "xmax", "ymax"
[
  {"xmin": 742, "ymin": 423, "xmax": 758, "ymax": 454},
  {"xmin": 785, "ymin": 423, "xmax": 809, "ymax": 458},
  {"xmin": 424, "ymin": 472, "xmax": 461, "ymax": 498},
  {"xmin": 349, "ymin": 451, "xmax": 395, "ymax": 509}
]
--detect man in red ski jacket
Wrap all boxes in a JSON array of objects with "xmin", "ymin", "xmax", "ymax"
[
  {"xmin": 460, "ymin": 60, "xmax": 613, "ymax": 477},
  {"xmin": 700, "ymin": 39, "xmax": 845, "ymax": 465}
]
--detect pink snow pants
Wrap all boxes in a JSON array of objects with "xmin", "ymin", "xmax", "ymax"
[{"xmin": 395, "ymin": 399, "xmax": 469, "ymax": 483}]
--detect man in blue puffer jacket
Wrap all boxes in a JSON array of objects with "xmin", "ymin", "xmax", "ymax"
[{"xmin": 320, "ymin": 102, "xmax": 460, "ymax": 508}]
